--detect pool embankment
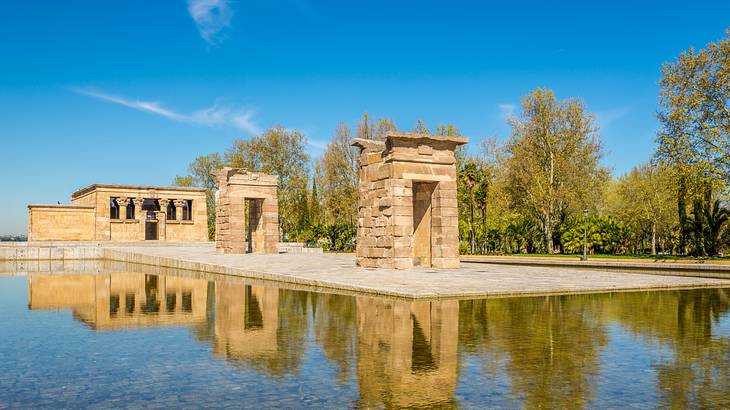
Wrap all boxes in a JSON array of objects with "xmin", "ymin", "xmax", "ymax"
[
  {"xmin": 3, "ymin": 243, "xmax": 730, "ymax": 299},
  {"xmin": 461, "ymin": 255, "xmax": 730, "ymax": 278}
]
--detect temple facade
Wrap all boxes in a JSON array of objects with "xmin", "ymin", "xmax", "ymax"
[
  {"xmin": 352, "ymin": 132, "xmax": 467, "ymax": 269},
  {"xmin": 27, "ymin": 184, "xmax": 208, "ymax": 241}
]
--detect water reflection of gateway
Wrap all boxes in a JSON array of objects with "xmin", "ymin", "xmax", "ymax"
[
  {"xmin": 28, "ymin": 273, "xmax": 208, "ymax": 330},
  {"xmin": 211, "ymin": 283, "xmax": 280, "ymax": 359},
  {"xmin": 356, "ymin": 297, "xmax": 459, "ymax": 408}
]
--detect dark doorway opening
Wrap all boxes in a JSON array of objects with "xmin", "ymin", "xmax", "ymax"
[
  {"xmin": 245, "ymin": 198, "xmax": 264, "ymax": 253},
  {"xmin": 412, "ymin": 182, "xmax": 436, "ymax": 267},
  {"xmin": 145, "ymin": 221, "xmax": 158, "ymax": 240}
]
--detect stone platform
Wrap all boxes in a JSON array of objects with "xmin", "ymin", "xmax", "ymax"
[{"xmin": 97, "ymin": 244, "xmax": 730, "ymax": 299}]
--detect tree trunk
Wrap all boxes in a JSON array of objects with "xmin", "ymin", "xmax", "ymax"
[
  {"xmin": 481, "ymin": 206, "xmax": 487, "ymax": 254},
  {"xmin": 543, "ymin": 213, "xmax": 554, "ymax": 254},
  {"xmin": 678, "ymin": 174, "xmax": 687, "ymax": 255},
  {"xmin": 651, "ymin": 222, "xmax": 657, "ymax": 256},
  {"xmin": 469, "ymin": 195, "xmax": 475, "ymax": 254}
]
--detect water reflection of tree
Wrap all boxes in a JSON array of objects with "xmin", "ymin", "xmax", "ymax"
[
  {"xmin": 605, "ymin": 289, "xmax": 730, "ymax": 409},
  {"xmin": 459, "ymin": 295, "xmax": 608, "ymax": 409},
  {"xmin": 311, "ymin": 292, "xmax": 357, "ymax": 384}
]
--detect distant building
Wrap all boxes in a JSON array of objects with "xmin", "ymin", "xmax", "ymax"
[{"xmin": 27, "ymin": 184, "xmax": 208, "ymax": 241}]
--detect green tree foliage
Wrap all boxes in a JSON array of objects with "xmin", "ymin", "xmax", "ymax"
[
  {"xmin": 173, "ymin": 153, "xmax": 224, "ymax": 240},
  {"xmin": 504, "ymin": 88, "xmax": 608, "ymax": 253},
  {"xmin": 226, "ymin": 126, "xmax": 310, "ymax": 240},
  {"xmin": 356, "ymin": 112, "xmax": 397, "ymax": 140},
  {"xmin": 656, "ymin": 29, "xmax": 730, "ymax": 183},
  {"xmin": 609, "ymin": 162, "xmax": 677, "ymax": 255},
  {"xmin": 560, "ymin": 216, "xmax": 628, "ymax": 254},
  {"xmin": 414, "ymin": 118, "xmax": 429, "ymax": 134},
  {"xmin": 309, "ymin": 179, "xmax": 322, "ymax": 227},
  {"xmin": 687, "ymin": 190, "xmax": 730, "ymax": 257},
  {"xmin": 316, "ymin": 123, "xmax": 359, "ymax": 226}
]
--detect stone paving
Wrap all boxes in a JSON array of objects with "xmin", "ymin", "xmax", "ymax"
[{"xmin": 106, "ymin": 244, "xmax": 730, "ymax": 299}]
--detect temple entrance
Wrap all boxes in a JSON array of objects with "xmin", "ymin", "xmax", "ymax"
[
  {"xmin": 412, "ymin": 182, "xmax": 436, "ymax": 267},
  {"xmin": 145, "ymin": 220, "xmax": 158, "ymax": 240},
  {"xmin": 245, "ymin": 198, "xmax": 264, "ymax": 253}
]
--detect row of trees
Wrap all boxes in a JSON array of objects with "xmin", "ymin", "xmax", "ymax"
[
  {"xmin": 454, "ymin": 29, "xmax": 730, "ymax": 257},
  {"xmin": 176, "ymin": 28, "xmax": 730, "ymax": 257}
]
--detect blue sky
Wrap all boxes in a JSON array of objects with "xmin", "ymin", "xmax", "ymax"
[{"xmin": 1, "ymin": 0, "xmax": 728, "ymax": 234}]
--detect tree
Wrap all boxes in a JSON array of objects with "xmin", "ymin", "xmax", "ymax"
[
  {"xmin": 504, "ymin": 88, "xmax": 608, "ymax": 253},
  {"xmin": 356, "ymin": 112, "xmax": 373, "ymax": 140},
  {"xmin": 309, "ymin": 179, "xmax": 322, "ymax": 227},
  {"xmin": 414, "ymin": 118, "xmax": 429, "ymax": 134},
  {"xmin": 687, "ymin": 188, "xmax": 730, "ymax": 257},
  {"xmin": 316, "ymin": 123, "xmax": 359, "ymax": 226},
  {"xmin": 612, "ymin": 162, "xmax": 677, "ymax": 255},
  {"xmin": 356, "ymin": 112, "xmax": 397, "ymax": 140},
  {"xmin": 435, "ymin": 123, "xmax": 461, "ymax": 137},
  {"xmin": 374, "ymin": 118, "xmax": 397, "ymax": 140},
  {"xmin": 173, "ymin": 175, "xmax": 193, "ymax": 187},
  {"xmin": 174, "ymin": 152, "xmax": 224, "ymax": 240},
  {"xmin": 460, "ymin": 159, "xmax": 478, "ymax": 253},
  {"xmin": 226, "ymin": 126, "xmax": 310, "ymax": 239},
  {"xmin": 656, "ymin": 29, "xmax": 730, "ymax": 183}
]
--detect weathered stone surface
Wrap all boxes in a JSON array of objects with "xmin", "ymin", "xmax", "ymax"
[
  {"xmin": 215, "ymin": 167, "xmax": 279, "ymax": 254},
  {"xmin": 352, "ymin": 132, "xmax": 467, "ymax": 269}
]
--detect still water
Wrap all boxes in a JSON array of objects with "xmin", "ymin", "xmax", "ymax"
[{"xmin": 0, "ymin": 271, "xmax": 729, "ymax": 409}]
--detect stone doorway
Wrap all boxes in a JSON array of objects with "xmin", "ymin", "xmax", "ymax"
[
  {"xmin": 412, "ymin": 182, "xmax": 436, "ymax": 267},
  {"xmin": 245, "ymin": 198, "xmax": 264, "ymax": 253},
  {"xmin": 145, "ymin": 220, "xmax": 158, "ymax": 240}
]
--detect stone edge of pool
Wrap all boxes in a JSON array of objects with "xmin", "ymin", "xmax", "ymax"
[{"xmin": 2, "ymin": 243, "xmax": 730, "ymax": 300}]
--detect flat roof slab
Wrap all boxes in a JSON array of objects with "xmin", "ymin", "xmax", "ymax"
[{"xmin": 106, "ymin": 245, "xmax": 730, "ymax": 299}]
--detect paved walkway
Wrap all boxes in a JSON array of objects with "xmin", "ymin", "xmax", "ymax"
[{"xmin": 105, "ymin": 245, "xmax": 730, "ymax": 299}]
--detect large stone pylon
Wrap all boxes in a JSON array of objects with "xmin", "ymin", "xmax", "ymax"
[{"xmin": 352, "ymin": 132, "xmax": 467, "ymax": 269}]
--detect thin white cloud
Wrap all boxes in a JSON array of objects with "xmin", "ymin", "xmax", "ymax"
[
  {"xmin": 596, "ymin": 106, "xmax": 632, "ymax": 129},
  {"xmin": 73, "ymin": 87, "xmax": 260, "ymax": 135},
  {"xmin": 187, "ymin": 0, "xmax": 233, "ymax": 45},
  {"xmin": 498, "ymin": 103, "xmax": 516, "ymax": 121},
  {"xmin": 307, "ymin": 138, "xmax": 328, "ymax": 150}
]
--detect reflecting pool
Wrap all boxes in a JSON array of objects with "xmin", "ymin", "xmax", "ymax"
[{"xmin": 1, "ymin": 271, "xmax": 729, "ymax": 408}]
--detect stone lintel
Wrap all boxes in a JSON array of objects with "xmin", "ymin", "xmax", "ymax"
[{"xmin": 384, "ymin": 131, "xmax": 468, "ymax": 146}]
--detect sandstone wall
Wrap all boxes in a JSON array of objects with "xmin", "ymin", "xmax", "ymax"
[{"xmin": 28, "ymin": 205, "xmax": 96, "ymax": 241}]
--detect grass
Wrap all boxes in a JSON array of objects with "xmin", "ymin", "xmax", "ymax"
[{"xmin": 477, "ymin": 253, "xmax": 730, "ymax": 262}]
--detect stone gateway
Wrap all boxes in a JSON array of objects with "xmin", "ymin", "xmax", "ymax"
[
  {"xmin": 352, "ymin": 132, "xmax": 467, "ymax": 269},
  {"xmin": 214, "ymin": 167, "xmax": 279, "ymax": 254}
]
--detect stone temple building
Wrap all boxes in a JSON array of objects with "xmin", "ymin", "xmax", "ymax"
[
  {"xmin": 27, "ymin": 184, "xmax": 208, "ymax": 241},
  {"xmin": 352, "ymin": 132, "xmax": 467, "ymax": 269}
]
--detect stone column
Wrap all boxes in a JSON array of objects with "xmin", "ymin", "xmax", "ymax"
[
  {"xmin": 174, "ymin": 199, "xmax": 188, "ymax": 221},
  {"xmin": 133, "ymin": 198, "xmax": 145, "ymax": 240},
  {"xmin": 117, "ymin": 197, "xmax": 129, "ymax": 220},
  {"xmin": 158, "ymin": 199, "xmax": 169, "ymax": 240}
]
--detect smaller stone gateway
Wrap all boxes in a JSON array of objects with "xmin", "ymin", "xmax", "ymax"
[
  {"xmin": 214, "ymin": 167, "xmax": 279, "ymax": 254},
  {"xmin": 352, "ymin": 132, "xmax": 467, "ymax": 269}
]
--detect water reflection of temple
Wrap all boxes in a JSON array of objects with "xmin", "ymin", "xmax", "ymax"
[
  {"xmin": 28, "ymin": 272, "xmax": 729, "ymax": 408},
  {"xmin": 356, "ymin": 297, "xmax": 459, "ymax": 408},
  {"xmin": 28, "ymin": 273, "xmax": 208, "ymax": 330}
]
